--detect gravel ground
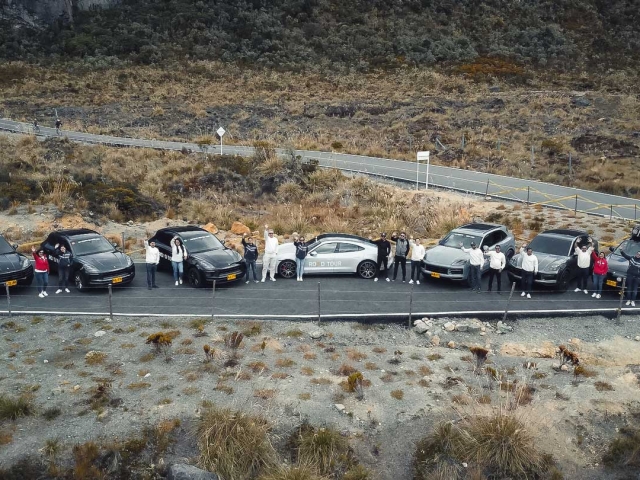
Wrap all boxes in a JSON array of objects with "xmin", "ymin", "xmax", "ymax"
[{"xmin": 1, "ymin": 313, "xmax": 639, "ymax": 478}]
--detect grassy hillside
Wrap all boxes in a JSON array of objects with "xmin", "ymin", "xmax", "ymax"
[{"xmin": 1, "ymin": 0, "xmax": 639, "ymax": 73}]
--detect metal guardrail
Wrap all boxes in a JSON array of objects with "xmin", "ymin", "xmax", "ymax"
[{"xmin": 2, "ymin": 118, "xmax": 640, "ymax": 221}]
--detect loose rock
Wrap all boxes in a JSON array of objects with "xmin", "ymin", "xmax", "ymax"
[
  {"xmin": 334, "ymin": 404, "xmax": 346, "ymax": 413},
  {"xmin": 431, "ymin": 335, "xmax": 441, "ymax": 346},
  {"xmin": 413, "ymin": 320, "xmax": 429, "ymax": 334},
  {"xmin": 310, "ymin": 330, "xmax": 325, "ymax": 340},
  {"xmin": 447, "ymin": 341, "xmax": 456, "ymax": 349},
  {"xmin": 167, "ymin": 464, "xmax": 220, "ymax": 480},
  {"xmin": 94, "ymin": 331, "xmax": 106, "ymax": 337},
  {"xmin": 444, "ymin": 322, "xmax": 456, "ymax": 332}
]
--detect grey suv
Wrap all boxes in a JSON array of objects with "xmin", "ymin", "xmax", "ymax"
[
  {"xmin": 420, "ymin": 223, "xmax": 516, "ymax": 284},
  {"xmin": 605, "ymin": 225, "xmax": 640, "ymax": 289}
]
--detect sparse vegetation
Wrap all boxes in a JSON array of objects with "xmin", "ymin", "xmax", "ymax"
[{"xmin": 0, "ymin": 395, "xmax": 33, "ymax": 421}]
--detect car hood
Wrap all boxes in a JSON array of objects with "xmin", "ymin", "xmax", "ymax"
[
  {"xmin": 424, "ymin": 246, "xmax": 470, "ymax": 265},
  {"xmin": 79, "ymin": 251, "xmax": 131, "ymax": 271},
  {"xmin": 512, "ymin": 252, "xmax": 566, "ymax": 272},
  {"xmin": 277, "ymin": 243, "xmax": 295, "ymax": 259},
  {"xmin": 607, "ymin": 253, "xmax": 629, "ymax": 277},
  {"xmin": 191, "ymin": 249, "xmax": 242, "ymax": 267},
  {"xmin": 0, "ymin": 252, "xmax": 28, "ymax": 272}
]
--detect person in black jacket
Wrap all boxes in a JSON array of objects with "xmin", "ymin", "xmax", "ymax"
[
  {"xmin": 370, "ymin": 233, "xmax": 391, "ymax": 282},
  {"xmin": 293, "ymin": 233, "xmax": 309, "ymax": 281},
  {"xmin": 620, "ymin": 249, "xmax": 640, "ymax": 307},
  {"xmin": 391, "ymin": 231, "xmax": 410, "ymax": 282},
  {"xmin": 54, "ymin": 243, "xmax": 73, "ymax": 293},
  {"xmin": 241, "ymin": 234, "xmax": 259, "ymax": 284}
]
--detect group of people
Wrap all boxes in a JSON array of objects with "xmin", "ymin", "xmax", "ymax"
[
  {"xmin": 144, "ymin": 237, "xmax": 188, "ymax": 289},
  {"xmin": 31, "ymin": 243, "xmax": 72, "ymax": 297}
]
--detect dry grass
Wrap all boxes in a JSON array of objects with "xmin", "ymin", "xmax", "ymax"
[
  {"xmin": 0, "ymin": 395, "xmax": 34, "ymax": 420},
  {"xmin": 390, "ymin": 390, "xmax": 404, "ymax": 400},
  {"xmin": 275, "ymin": 358, "xmax": 296, "ymax": 368},
  {"xmin": 290, "ymin": 424, "xmax": 352, "ymax": 476}
]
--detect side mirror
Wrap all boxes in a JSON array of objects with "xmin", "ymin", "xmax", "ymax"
[
  {"xmin": 112, "ymin": 242, "xmax": 118, "ymax": 248},
  {"xmin": 609, "ymin": 246, "xmax": 615, "ymax": 252},
  {"xmin": 12, "ymin": 244, "xmax": 18, "ymax": 250},
  {"xmin": 221, "ymin": 239, "xmax": 226, "ymax": 245},
  {"xmin": 310, "ymin": 251, "xmax": 318, "ymax": 257}
]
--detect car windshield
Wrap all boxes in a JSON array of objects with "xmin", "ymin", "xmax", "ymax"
[
  {"xmin": 180, "ymin": 232, "xmax": 223, "ymax": 253},
  {"xmin": 71, "ymin": 235, "xmax": 115, "ymax": 256},
  {"xmin": 0, "ymin": 236, "xmax": 14, "ymax": 255},
  {"xmin": 527, "ymin": 235, "xmax": 573, "ymax": 256},
  {"xmin": 613, "ymin": 240, "xmax": 640, "ymax": 257},
  {"xmin": 440, "ymin": 232, "xmax": 482, "ymax": 249}
]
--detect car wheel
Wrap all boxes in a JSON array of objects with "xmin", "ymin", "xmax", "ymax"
[
  {"xmin": 188, "ymin": 267, "xmax": 205, "ymax": 288},
  {"xmin": 506, "ymin": 249, "xmax": 515, "ymax": 263},
  {"xmin": 278, "ymin": 260, "xmax": 296, "ymax": 279},
  {"xmin": 556, "ymin": 269, "xmax": 570, "ymax": 293},
  {"xmin": 357, "ymin": 260, "xmax": 377, "ymax": 279},
  {"xmin": 74, "ymin": 272, "xmax": 87, "ymax": 292}
]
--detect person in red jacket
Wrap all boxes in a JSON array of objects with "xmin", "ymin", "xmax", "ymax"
[
  {"xmin": 591, "ymin": 250, "xmax": 608, "ymax": 299},
  {"xmin": 31, "ymin": 246, "xmax": 50, "ymax": 298}
]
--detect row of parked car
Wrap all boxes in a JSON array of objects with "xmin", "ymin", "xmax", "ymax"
[{"xmin": 1, "ymin": 223, "xmax": 639, "ymax": 293}]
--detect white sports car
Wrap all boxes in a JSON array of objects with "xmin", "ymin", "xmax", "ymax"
[{"xmin": 276, "ymin": 233, "xmax": 391, "ymax": 279}]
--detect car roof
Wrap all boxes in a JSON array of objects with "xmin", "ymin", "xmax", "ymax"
[
  {"xmin": 311, "ymin": 233, "xmax": 371, "ymax": 243},
  {"xmin": 54, "ymin": 228, "xmax": 100, "ymax": 237},
  {"xmin": 455, "ymin": 223, "xmax": 502, "ymax": 233},
  {"xmin": 539, "ymin": 229, "xmax": 587, "ymax": 238},
  {"xmin": 155, "ymin": 226, "xmax": 207, "ymax": 235}
]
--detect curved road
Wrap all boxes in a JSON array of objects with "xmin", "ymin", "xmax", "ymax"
[
  {"xmin": 1, "ymin": 263, "xmax": 635, "ymax": 320},
  {"xmin": 1, "ymin": 118, "xmax": 639, "ymax": 221}
]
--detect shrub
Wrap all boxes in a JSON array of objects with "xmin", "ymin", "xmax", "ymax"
[
  {"xmin": 603, "ymin": 427, "xmax": 640, "ymax": 468},
  {"xmin": 290, "ymin": 423, "xmax": 353, "ymax": 476},
  {"xmin": 197, "ymin": 405, "xmax": 275, "ymax": 479},
  {"xmin": 145, "ymin": 332, "xmax": 173, "ymax": 359}
]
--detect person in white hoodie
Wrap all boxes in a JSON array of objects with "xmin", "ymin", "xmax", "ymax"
[
  {"xmin": 171, "ymin": 236, "xmax": 188, "ymax": 286},
  {"xmin": 573, "ymin": 237, "xmax": 594, "ymax": 294},
  {"xmin": 261, "ymin": 224, "xmax": 279, "ymax": 282},
  {"xmin": 461, "ymin": 241, "xmax": 484, "ymax": 293},
  {"xmin": 519, "ymin": 245, "xmax": 538, "ymax": 298},
  {"xmin": 408, "ymin": 236, "xmax": 426, "ymax": 285},
  {"xmin": 484, "ymin": 244, "xmax": 506, "ymax": 293},
  {"xmin": 144, "ymin": 239, "xmax": 160, "ymax": 290}
]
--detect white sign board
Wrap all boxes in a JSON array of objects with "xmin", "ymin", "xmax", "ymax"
[
  {"xmin": 417, "ymin": 151, "xmax": 430, "ymax": 161},
  {"xmin": 216, "ymin": 127, "xmax": 226, "ymax": 137}
]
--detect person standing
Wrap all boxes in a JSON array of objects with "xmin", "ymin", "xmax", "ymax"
[
  {"xmin": 484, "ymin": 245, "xmax": 506, "ymax": 294},
  {"xmin": 171, "ymin": 236, "xmax": 187, "ymax": 286},
  {"xmin": 591, "ymin": 250, "xmax": 608, "ymax": 299},
  {"xmin": 261, "ymin": 224, "xmax": 278, "ymax": 282},
  {"xmin": 54, "ymin": 243, "xmax": 72, "ymax": 294},
  {"xmin": 370, "ymin": 233, "xmax": 391, "ymax": 282},
  {"xmin": 574, "ymin": 237, "xmax": 594, "ymax": 294},
  {"xmin": 241, "ymin": 234, "xmax": 259, "ymax": 284},
  {"xmin": 620, "ymin": 249, "xmax": 640, "ymax": 307},
  {"xmin": 55, "ymin": 118, "xmax": 62, "ymax": 135},
  {"xmin": 461, "ymin": 242, "xmax": 484, "ymax": 293},
  {"xmin": 32, "ymin": 246, "xmax": 49, "ymax": 298},
  {"xmin": 33, "ymin": 119, "xmax": 40, "ymax": 133},
  {"xmin": 144, "ymin": 239, "xmax": 160, "ymax": 290},
  {"xmin": 293, "ymin": 233, "xmax": 309, "ymax": 281},
  {"xmin": 391, "ymin": 232, "xmax": 410, "ymax": 282},
  {"xmin": 519, "ymin": 246, "xmax": 538, "ymax": 298},
  {"xmin": 408, "ymin": 236, "xmax": 425, "ymax": 285}
]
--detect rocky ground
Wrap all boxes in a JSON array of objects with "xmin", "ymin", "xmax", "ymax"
[{"xmin": 0, "ymin": 313, "xmax": 639, "ymax": 478}]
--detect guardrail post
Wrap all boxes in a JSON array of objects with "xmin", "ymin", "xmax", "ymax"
[
  {"xmin": 502, "ymin": 282, "xmax": 516, "ymax": 323},
  {"xmin": 616, "ymin": 277, "xmax": 626, "ymax": 324},
  {"xmin": 635, "ymin": 204, "xmax": 637, "ymax": 221},
  {"xmin": 408, "ymin": 283, "xmax": 414, "ymax": 328},
  {"xmin": 108, "ymin": 284, "xmax": 113, "ymax": 321},
  {"xmin": 609, "ymin": 205, "xmax": 613, "ymax": 220},
  {"xmin": 5, "ymin": 284, "xmax": 11, "ymax": 318},
  {"xmin": 121, "ymin": 232, "xmax": 125, "ymax": 250},
  {"xmin": 211, "ymin": 280, "xmax": 216, "ymax": 321},
  {"xmin": 485, "ymin": 179, "xmax": 490, "ymax": 197},
  {"xmin": 574, "ymin": 195, "xmax": 578, "ymax": 215},
  {"xmin": 317, "ymin": 282, "xmax": 321, "ymax": 323},
  {"xmin": 526, "ymin": 186, "xmax": 530, "ymax": 205}
]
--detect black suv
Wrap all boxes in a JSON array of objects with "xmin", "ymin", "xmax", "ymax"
[
  {"xmin": 40, "ymin": 229, "xmax": 135, "ymax": 291},
  {"xmin": 606, "ymin": 225, "xmax": 640, "ymax": 289},
  {"xmin": 506, "ymin": 229, "xmax": 597, "ymax": 292},
  {"xmin": 0, "ymin": 234, "xmax": 33, "ymax": 288},
  {"xmin": 148, "ymin": 226, "xmax": 246, "ymax": 287}
]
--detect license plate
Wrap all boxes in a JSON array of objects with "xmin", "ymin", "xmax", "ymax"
[
  {"xmin": 431, "ymin": 272, "xmax": 440, "ymax": 279},
  {"xmin": 606, "ymin": 280, "xmax": 617, "ymax": 287},
  {"xmin": 112, "ymin": 277, "xmax": 123, "ymax": 284},
  {"xmin": 5, "ymin": 280, "xmax": 17, "ymax": 287},
  {"xmin": 227, "ymin": 273, "xmax": 237, "ymax": 281}
]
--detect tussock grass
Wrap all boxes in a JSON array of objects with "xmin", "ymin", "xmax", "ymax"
[
  {"xmin": 197, "ymin": 405, "xmax": 275, "ymax": 479},
  {"xmin": 290, "ymin": 423, "xmax": 353, "ymax": 476},
  {"xmin": 258, "ymin": 464, "xmax": 328, "ymax": 480},
  {"xmin": 603, "ymin": 427, "xmax": 640, "ymax": 468},
  {"xmin": 0, "ymin": 395, "xmax": 34, "ymax": 420}
]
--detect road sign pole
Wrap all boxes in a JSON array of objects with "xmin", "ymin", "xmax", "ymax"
[
  {"xmin": 216, "ymin": 127, "xmax": 226, "ymax": 156},
  {"xmin": 415, "ymin": 156, "xmax": 419, "ymax": 190},
  {"xmin": 5, "ymin": 284, "xmax": 11, "ymax": 318},
  {"xmin": 417, "ymin": 151, "xmax": 430, "ymax": 191}
]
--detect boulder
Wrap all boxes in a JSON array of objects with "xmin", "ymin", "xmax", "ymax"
[
  {"xmin": 447, "ymin": 341, "xmax": 456, "ymax": 349},
  {"xmin": 443, "ymin": 322, "xmax": 456, "ymax": 332},
  {"xmin": 167, "ymin": 464, "xmax": 219, "ymax": 480},
  {"xmin": 202, "ymin": 223, "xmax": 218, "ymax": 234},
  {"xmin": 413, "ymin": 320, "xmax": 429, "ymax": 334},
  {"xmin": 431, "ymin": 335, "xmax": 441, "ymax": 346},
  {"xmin": 230, "ymin": 221, "xmax": 251, "ymax": 235},
  {"xmin": 466, "ymin": 325, "xmax": 481, "ymax": 334},
  {"xmin": 455, "ymin": 324, "xmax": 469, "ymax": 332},
  {"xmin": 309, "ymin": 330, "xmax": 325, "ymax": 340}
]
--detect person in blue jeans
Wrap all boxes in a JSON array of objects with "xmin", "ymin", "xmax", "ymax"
[
  {"xmin": 241, "ymin": 233, "xmax": 259, "ymax": 283},
  {"xmin": 170, "ymin": 237, "xmax": 188, "ymax": 286},
  {"xmin": 293, "ymin": 233, "xmax": 309, "ymax": 281},
  {"xmin": 620, "ymin": 249, "xmax": 640, "ymax": 307}
]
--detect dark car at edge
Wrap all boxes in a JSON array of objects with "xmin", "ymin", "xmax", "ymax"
[
  {"xmin": 148, "ymin": 226, "xmax": 246, "ymax": 287},
  {"xmin": 506, "ymin": 229, "xmax": 596, "ymax": 292},
  {"xmin": 605, "ymin": 225, "xmax": 640, "ymax": 290},
  {"xmin": 40, "ymin": 229, "xmax": 135, "ymax": 291},
  {"xmin": 0, "ymin": 234, "xmax": 34, "ymax": 288}
]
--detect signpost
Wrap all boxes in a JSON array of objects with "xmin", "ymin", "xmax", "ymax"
[
  {"xmin": 417, "ymin": 151, "xmax": 430, "ymax": 190},
  {"xmin": 216, "ymin": 127, "xmax": 226, "ymax": 155}
]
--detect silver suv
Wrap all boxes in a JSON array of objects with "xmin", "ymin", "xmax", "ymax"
[{"xmin": 420, "ymin": 223, "xmax": 516, "ymax": 284}]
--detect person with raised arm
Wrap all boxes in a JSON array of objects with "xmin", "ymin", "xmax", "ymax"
[
  {"xmin": 573, "ymin": 237, "xmax": 594, "ymax": 294},
  {"xmin": 241, "ymin": 233, "xmax": 259, "ymax": 284},
  {"xmin": 460, "ymin": 241, "xmax": 484, "ymax": 293},
  {"xmin": 261, "ymin": 224, "xmax": 279, "ymax": 282},
  {"xmin": 391, "ymin": 231, "xmax": 410, "ymax": 283},
  {"xmin": 620, "ymin": 248, "xmax": 640, "ymax": 307},
  {"xmin": 54, "ymin": 243, "xmax": 73, "ymax": 294},
  {"xmin": 32, "ymin": 246, "xmax": 49, "ymax": 298},
  {"xmin": 370, "ymin": 232, "xmax": 391, "ymax": 282},
  {"xmin": 484, "ymin": 244, "xmax": 506, "ymax": 294}
]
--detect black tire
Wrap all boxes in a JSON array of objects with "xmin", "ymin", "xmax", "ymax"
[
  {"xmin": 188, "ymin": 267, "xmax": 205, "ymax": 288},
  {"xmin": 278, "ymin": 260, "xmax": 296, "ymax": 279},
  {"xmin": 506, "ymin": 249, "xmax": 515, "ymax": 263},
  {"xmin": 555, "ymin": 269, "xmax": 570, "ymax": 293},
  {"xmin": 74, "ymin": 272, "xmax": 87, "ymax": 292},
  {"xmin": 357, "ymin": 260, "xmax": 377, "ymax": 279}
]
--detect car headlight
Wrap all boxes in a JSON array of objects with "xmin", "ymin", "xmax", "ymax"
[
  {"xmin": 617, "ymin": 277, "xmax": 622, "ymax": 282},
  {"xmin": 82, "ymin": 263, "xmax": 99, "ymax": 273},
  {"xmin": 21, "ymin": 257, "xmax": 30, "ymax": 269},
  {"xmin": 198, "ymin": 260, "xmax": 215, "ymax": 270},
  {"xmin": 547, "ymin": 260, "xmax": 564, "ymax": 272},
  {"xmin": 125, "ymin": 256, "xmax": 133, "ymax": 267},
  {"xmin": 452, "ymin": 259, "xmax": 467, "ymax": 266}
]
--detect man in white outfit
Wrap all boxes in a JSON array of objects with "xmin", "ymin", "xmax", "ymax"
[
  {"xmin": 484, "ymin": 244, "xmax": 506, "ymax": 294},
  {"xmin": 519, "ymin": 245, "xmax": 538, "ymax": 298},
  {"xmin": 573, "ymin": 237, "xmax": 594, "ymax": 294},
  {"xmin": 261, "ymin": 224, "xmax": 279, "ymax": 282},
  {"xmin": 461, "ymin": 241, "xmax": 484, "ymax": 293}
]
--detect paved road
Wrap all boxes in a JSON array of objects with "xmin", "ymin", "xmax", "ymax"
[
  {"xmin": 1, "ymin": 118, "xmax": 639, "ymax": 221},
  {"xmin": 1, "ymin": 263, "xmax": 633, "ymax": 320}
]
